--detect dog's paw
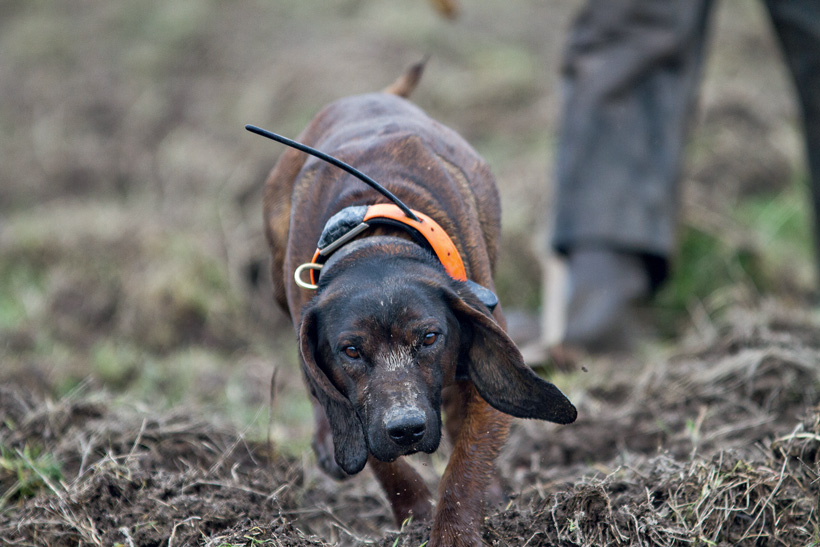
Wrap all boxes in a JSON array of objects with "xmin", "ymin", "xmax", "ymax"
[{"xmin": 311, "ymin": 434, "xmax": 350, "ymax": 480}]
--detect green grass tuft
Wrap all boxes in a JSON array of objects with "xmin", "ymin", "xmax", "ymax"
[
  {"xmin": 0, "ymin": 444, "xmax": 63, "ymax": 507},
  {"xmin": 655, "ymin": 176, "xmax": 815, "ymax": 336}
]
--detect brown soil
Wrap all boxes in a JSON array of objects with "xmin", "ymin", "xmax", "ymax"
[{"xmin": 2, "ymin": 304, "xmax": 819, "ymax": 546}]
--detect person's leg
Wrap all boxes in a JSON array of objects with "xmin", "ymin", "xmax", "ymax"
[
  {"xmin": 764, "ymin": 0, "xmax": 820, "ymax": 285},
  {"xmin": 549, "ymin": 0, "xmax": 714, "ymax": 352}
]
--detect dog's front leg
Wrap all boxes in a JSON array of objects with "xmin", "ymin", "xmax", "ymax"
[
  {"xmin": 369, "ymin": 456, "xmax": 433, "ymax": 525},
  {"xmin": 443, "ymin": 381, "xmax": 506, "ymax": 507},
  {"xmin": 430, "ymin": 385, "xmax": 511, "ymax": 547}
]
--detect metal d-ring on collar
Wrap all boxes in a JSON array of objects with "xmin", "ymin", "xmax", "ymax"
[
  {"xmin": 294, "ymin": 263, "xmax": 324, "ymax": 290},
  {"xmin": 293, "ymin": 215, "xmax": 375, "ymax": 290}
]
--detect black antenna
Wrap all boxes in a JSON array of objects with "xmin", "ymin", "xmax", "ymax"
[{"xmin": 245, "ymin": 124, "xmax": 421, "ymax": 222}]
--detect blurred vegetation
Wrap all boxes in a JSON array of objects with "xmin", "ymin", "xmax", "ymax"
[
  {"xmin": 0, "ymin": 444, "xmax": 63, "ymax": 508},
  {"xmin": 655, "ymin": 175, "xmax": 815, "ymax": 338}
]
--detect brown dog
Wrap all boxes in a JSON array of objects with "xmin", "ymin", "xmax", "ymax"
[{"xmin": 261, "ymin": 63, "xmax": 576, "ymax": 547}]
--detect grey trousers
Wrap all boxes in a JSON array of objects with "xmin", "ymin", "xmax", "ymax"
[{"xmin": 551, "ymin": 0, "xmax": 820, "ymax": 289}]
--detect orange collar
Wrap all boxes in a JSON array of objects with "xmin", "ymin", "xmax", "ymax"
[
  {"xmin": 362, "ymin": 203, "xmax": 467, "ymax": 281},
  {"xmin": 299, "ymin": 203, "xmax": 467, "ymax": 288}
]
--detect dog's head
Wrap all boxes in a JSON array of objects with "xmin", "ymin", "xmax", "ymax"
[{"xmin": 298, "ymin": 238, "xmax": 576, "ymax": 475}]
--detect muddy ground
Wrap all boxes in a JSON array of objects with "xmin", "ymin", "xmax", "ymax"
[
  {"xmin": 2, "ymin": 305, "xmax": 819, "ymax": 546},
  {"xmin": 1, "ymin": 1, "xmax": 818, "ymax": 546}
]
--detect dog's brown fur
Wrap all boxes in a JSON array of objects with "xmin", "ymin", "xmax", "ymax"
[{"xmin": 262, "ymin": 63, "xmax": 575, "ymax": 547}]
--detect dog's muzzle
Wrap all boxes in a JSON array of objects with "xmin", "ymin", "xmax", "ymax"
[{"xmin": 383, "ymin": 407, "xmax": 427, "ymax": 447}]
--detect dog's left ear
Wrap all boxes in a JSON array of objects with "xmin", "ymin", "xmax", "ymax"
[
  {"xmin": 299, "ymin": 307, "xmax": 369, "ymax": 475},
  {"xmin": 444, "ymin": 285, "xmax": 577, "ymax": 425}
]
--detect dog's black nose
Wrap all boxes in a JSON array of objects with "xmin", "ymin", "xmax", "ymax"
[{"xmin": 385, "ymin": 411, "xmax": 426, "ymax": 446}]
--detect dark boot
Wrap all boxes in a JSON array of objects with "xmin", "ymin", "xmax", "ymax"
[{"xmin": 562, "ymin": 248, "xmax": 651, "ymax": 353}]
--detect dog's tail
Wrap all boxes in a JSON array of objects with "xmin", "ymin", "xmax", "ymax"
[
  {"xmin": 428, "ymin": 0, "xmax": 458, "ymax": 19},
  {"xmin": 383, "ymin": 58, "xmax": 428, "ymax": 98}
]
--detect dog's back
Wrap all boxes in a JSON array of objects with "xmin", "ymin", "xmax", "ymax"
[{"xmin": 264, "ymin": 70, "xmax": 501, "ymax": 321}]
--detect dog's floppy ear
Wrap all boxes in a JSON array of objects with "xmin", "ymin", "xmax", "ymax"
[
  {"xmin": 299, "ymin": 307, "xmax": 368, "ymax": 474},
  {"xmin": 444, "ymin": 285, "xmax": 577, "ymax": 425}
]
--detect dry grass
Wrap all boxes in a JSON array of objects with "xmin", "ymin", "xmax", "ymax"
[
  {"xmin": 2, "ymin": 300, "xmax": 820, "ymax": 547},
  {"xmin": 536, "ymin": 420, "xmax": 819, "ymax": 547}
]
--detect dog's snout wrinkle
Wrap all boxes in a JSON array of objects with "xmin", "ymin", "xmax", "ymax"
[{"xmin": 381, "ymin": 347, "xmax": 412, "ymax": 372}]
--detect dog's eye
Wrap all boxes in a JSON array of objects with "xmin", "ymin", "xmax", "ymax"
[
  {"xmin": 422, "ymin": 332, "xmax": 438, "ymax": 346},
  {"xmin": 344, "ymin": 346, "xmax": 361, "ymax": 359}
]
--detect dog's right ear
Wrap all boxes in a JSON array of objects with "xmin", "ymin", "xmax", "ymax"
[
  {"xmin": 299, "ymin": 307, "xmax": 368, "ymax": 475},
  {"xmin": 443, "ymin": 285, "xmax": 577, "ymax": 425}
]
